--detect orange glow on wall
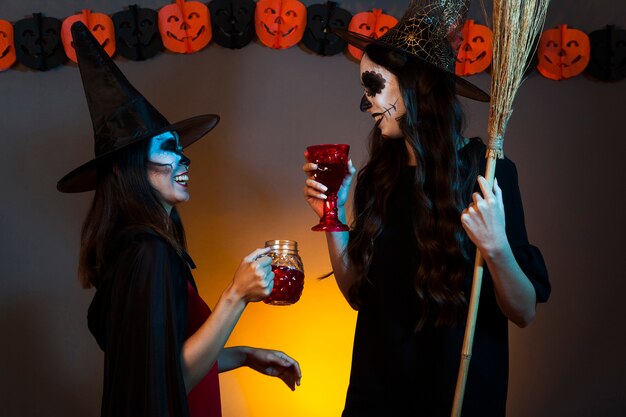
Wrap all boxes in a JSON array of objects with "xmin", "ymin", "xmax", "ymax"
[{"xmin": 183, "ymin": 204, "xmax": 358, "ymax": 416}]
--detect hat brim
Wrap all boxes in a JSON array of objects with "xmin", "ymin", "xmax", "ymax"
[
  {"xmin": 56, "ymin": 114, "xmax": 219, "ymax": 193},
  {"xmin": 334, "ymin": 28, "xmax": 490, "ymax": 103}
]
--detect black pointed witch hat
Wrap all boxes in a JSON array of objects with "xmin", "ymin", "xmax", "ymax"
[
  {"xmin": 334, "ymin": 0, "xmax": 490, "ymax": 102},
  {"xmin": 57, "ymin": 22, "xmax": 219, "ymax": 193}
]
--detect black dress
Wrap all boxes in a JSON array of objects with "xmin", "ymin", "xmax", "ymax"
[{"xmin": 342, "ymin": 138, "xmax": 551, "ymax": 417}]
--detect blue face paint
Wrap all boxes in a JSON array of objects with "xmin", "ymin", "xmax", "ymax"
[{"xmin": 147, "ymin": 131, "xmax": 190, "ymax": 169}]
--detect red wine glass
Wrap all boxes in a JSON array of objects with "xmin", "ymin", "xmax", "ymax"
[{"xmin": 305, "ymin": 144, "xmax": 350, "ymax": 232}]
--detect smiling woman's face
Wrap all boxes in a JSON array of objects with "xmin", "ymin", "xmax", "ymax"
[
  {"xmin": 147, "ymin": 131, "xmax": 191, "ymax": 213},
  {"xmin": 359, "ymin": 53, "xmax": 406, "ymax": 139}
]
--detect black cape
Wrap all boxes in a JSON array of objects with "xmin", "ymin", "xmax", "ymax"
[{"xmin": 88, "ymin": 228, "xmax": 197, "ymax": 417}]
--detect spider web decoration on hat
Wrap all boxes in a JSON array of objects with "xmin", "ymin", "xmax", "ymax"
[{"xmin": 380, "ymin": 0, "xmax": 469, "ymax": 72}]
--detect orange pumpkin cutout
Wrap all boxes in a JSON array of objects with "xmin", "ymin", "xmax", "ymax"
[
  {"xmin": 159, "ymin": 0, "xmax": 212, "ymax": 53},
  {"xmin": 0, "ymin": 19, "xmax": 17, "ymax": 71},
  {"xmin": 455, "ymin": 19, "xmax": 492, "ymax": 76},
  {"xmin": 347, "ymin": 9, "xmax": 398, "ymax": 61},
  {"xmin": 62, "ymin": 10, "xmax": 116, "ymax": 63},
  {"xmin": 537, "ymin": 24, "xmax": 590, "ymax": 80},
  {"xmin": 255, "ymin": 0, "xmax": 306, "ymax": 49}
]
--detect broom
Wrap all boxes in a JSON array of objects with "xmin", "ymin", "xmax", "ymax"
[{"xmin": 450, "ymin": 1, "xmax": 550, "ymax": 416}]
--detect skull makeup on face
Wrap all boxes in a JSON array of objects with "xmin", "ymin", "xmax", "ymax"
[
  {"xmin": 359, "ymin": 54, "xmax": 406, "ymax": 139},
  {"xmin": 62, "ymin": 10, "xmax": 116, "ymax": 63},
  {"xmin": 255, "ymin": 0, "xmax": 307, "ymax": 49},
  {"xmin": 147, "ymin": 131, "xmax": 192, "ymax": 211},
  {"xmin": 14, "ymin": 13, "xmax": 66, "ymax": 71},
  {"xmin": 302, "ymin": 1, "xmax": 352, "ymax": 56},
  {"xmin": 537, "ymin": 24, "xmax": 590, "ymax": 81},
  {"xmin": 0, "ymin": 19, "xmax": 16, "ymax": 71},
  {"xmin": 159, "ymin": 0, "xmax": 212, "ymax": 53},
  {"xmin": 455, "ymin": 19, "xmax": 492, "ymax": 76},
  {"xmin": 347, "ymin": 9, "xmax": 398, "ymax": 61},
  {"xmin": 209, "ymin": 0, "xmax": 256, "ymax": 49},
  {"xmin": 586, "ymin": 25, "xmax": 626, "ymax": 82},
  {"xmin": 112, "ymin": 5, "xmax": 162, "ymax": 60}
]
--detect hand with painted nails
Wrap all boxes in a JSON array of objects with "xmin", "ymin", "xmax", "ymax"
[
  {"xmin": 302, "ymin": 158, "xmax": 356, "ymax": 218},
  {"xmin": 461, "ymin": 176, "xmax": 509, "ymax": 259},
  {"xmin": 230, "ymin": 247, "xmax": 275, "ymax": 303}
]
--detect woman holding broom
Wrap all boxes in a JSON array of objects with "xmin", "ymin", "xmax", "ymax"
[{"xmin": 302, "ymin": 1, "xmax": 550, "ymax": 416}]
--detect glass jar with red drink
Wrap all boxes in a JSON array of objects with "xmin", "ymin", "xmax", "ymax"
[{"xmin": 263, "ymin": 240, "xmax": 304, "ymax": 306}]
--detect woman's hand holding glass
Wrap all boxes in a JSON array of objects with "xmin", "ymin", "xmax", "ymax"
[
  {"xmin": 231, "ymin": 247, "xmax": 275, "ymax": 303},
  {"xmin": 303, "ymin": 158, "xmax": 356, "ymax": 220}
]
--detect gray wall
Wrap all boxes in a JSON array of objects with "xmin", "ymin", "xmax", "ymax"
[{"xmin": 1, "ymin": 1, "xmax": 625, "ymax": 416}]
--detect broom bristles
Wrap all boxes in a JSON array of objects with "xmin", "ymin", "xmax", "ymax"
[{"xmin": 487, "ymin": 0, "xmax": 549, "ymax": 158}]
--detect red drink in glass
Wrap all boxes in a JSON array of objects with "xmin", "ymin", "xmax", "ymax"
[
  {"xmin": 306, "ymin": 144, "xmax": 350, "ymax": 232},
  {"xmin": 263, "ymin": 240, "xmax": 304, "ymax": 306},
  {"xmin": 263, "ymin": 265, "xmax": 305, "ymax": 305},
  {"xmin": 314, "ymin": 162, "xmax": 349, "ymax": 194}
]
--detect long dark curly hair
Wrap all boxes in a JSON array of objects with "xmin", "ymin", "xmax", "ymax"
[
  {"xmin": 78, "ymin": 138, "xmax": 186, "ymax": 288},
  {"xmin": 347, "ymin": 45, "xmax": 478, "ymax": 330}
]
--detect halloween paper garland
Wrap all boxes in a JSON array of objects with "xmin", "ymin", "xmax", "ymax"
[
  {"xmin": 537, "ymin": 24, "xmax": 590, "ymax": 80},
  {"xmin": 61, "ymin": 10, "xmax": 116, "ymax": 63},
  {"xmin": 455, "ymin": 19, "xmax": 493, "ymax": 77},
  {"xmin": 0, "ymin": 18, "xmax": 16, "ymax": 71},
  {"xmin": 0, "ymin": 1, "xmax": 624, "ymax": 82},
  {"xmin": 112, "ymin": 5, "xmax": 163, "ymax": 60},
  {"xmin": 159, "ymin": 0, "xmax": 213, "ymax": 53},
  {"xmin": 347, "ymin": 8, "xmax": 398, "ymax": 61},
  {"xmin": 14, "ymin": 13, "xmax": 66, "ymax": 70}
]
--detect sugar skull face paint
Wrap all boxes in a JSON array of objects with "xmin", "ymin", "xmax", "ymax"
[
  {"xmin": 147, "ymin": 131, "xmax": 191, "ymax": 212},
  {"xmin": 359, "ymin": 53, "xmax": 406, "ymax": 139},
  {"xmin": 362, "ymin": 70, "xmax": 386, "ymax": 97}
]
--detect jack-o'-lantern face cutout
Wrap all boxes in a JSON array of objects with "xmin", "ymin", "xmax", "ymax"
[
  {"xmin": 537, "ymin": 24, "xmax": 590, "ymax": 80},
  {"xmin": 347, "ymin": 9, "xmax": 398, "ymax": 61},
  {"xmin": 255, "ymin": 0, "xmax": 307, "ymax": 49},
  {"xmin": 159, "ymin": 0, "xmax": 212, "ymax": 53},
  {"xmin": 112, "ymin": 5, "xmax": 162, "ymax": 60},
  {"xmin": 209, "ymin": 0, "xmax": 256, "ymax": 49},
  {"xmin": 62, "ymin": 10, "xmax": 116, "ymax": 63},
  {"xmin": 455, "ymin": 19, "xmax": 492, "ymax": 76},
  {"xmin": 0, "ymin": 19, "xmax": 17, "ymax": 71},
  {"xmin": 302, "ymin": 1, "xmax": 352, "ymax": 56},
  {"xmin": 14, "ymin": 13, "xmax": 66, "ymax": 70},
  {"xmin": 586, "ymin": 25, "xmax": 626, "ymax": 82}
]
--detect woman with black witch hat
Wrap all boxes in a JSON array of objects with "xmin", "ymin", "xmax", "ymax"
[
  {"xmin": 58, "ymin": 23, "xmax": 301, "ymax": 417},
  {"xmin": 303, "ymin": 1, "xmax": 550, "ymax": 416}
]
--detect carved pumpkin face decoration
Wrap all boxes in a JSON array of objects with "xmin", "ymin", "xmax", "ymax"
[
  {"xmin": 537, "ymin": 24, "xmax": 590, "ymax": 80},
  {"xmin": 112, "ymin": 5, "xmax": 162, "ymax": 60},
  {"xmin": 455, "ymin": 19, "xmax": 492, "ymax": 76},
  {"xmin": 586, "ymin": 25, "xmax": 626, "ymax": 82},
  {"xmin": 159, "ymin": 0, "xmax": 212, "ymax": 53},
  {"xmin": 14, "ymin": 13, "xmax": 65, "ymax": 71},
  {"xmin": 347, "ymin": 9, "xmax": 398, "ymax": 61},
  {"xmin": 255, "ymin": 0, "xmax": 306, "ymax": 49},
  {"xmin": 209, "ymin": 0, "xmax": 256, "ymax": 49},
  {"xmin": 0, "ymin": 19, "xmax": 17, "ymax": 71},
  {"xmin": 302, "ymin": 1, "xmax": 352, "ymax": 56},
  {"xmin": 62, "ymin": 10, "xmax": 116, "ymax": 63}
]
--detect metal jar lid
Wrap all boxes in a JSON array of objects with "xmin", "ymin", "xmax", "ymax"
[{"xmin": 264, "ymin": 240, "xmax": 299, "ymax": 254}]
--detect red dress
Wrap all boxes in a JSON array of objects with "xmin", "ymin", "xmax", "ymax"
[{"xmin": 186, "ymin": 282, "xmax": 222, "ymax": 417}]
